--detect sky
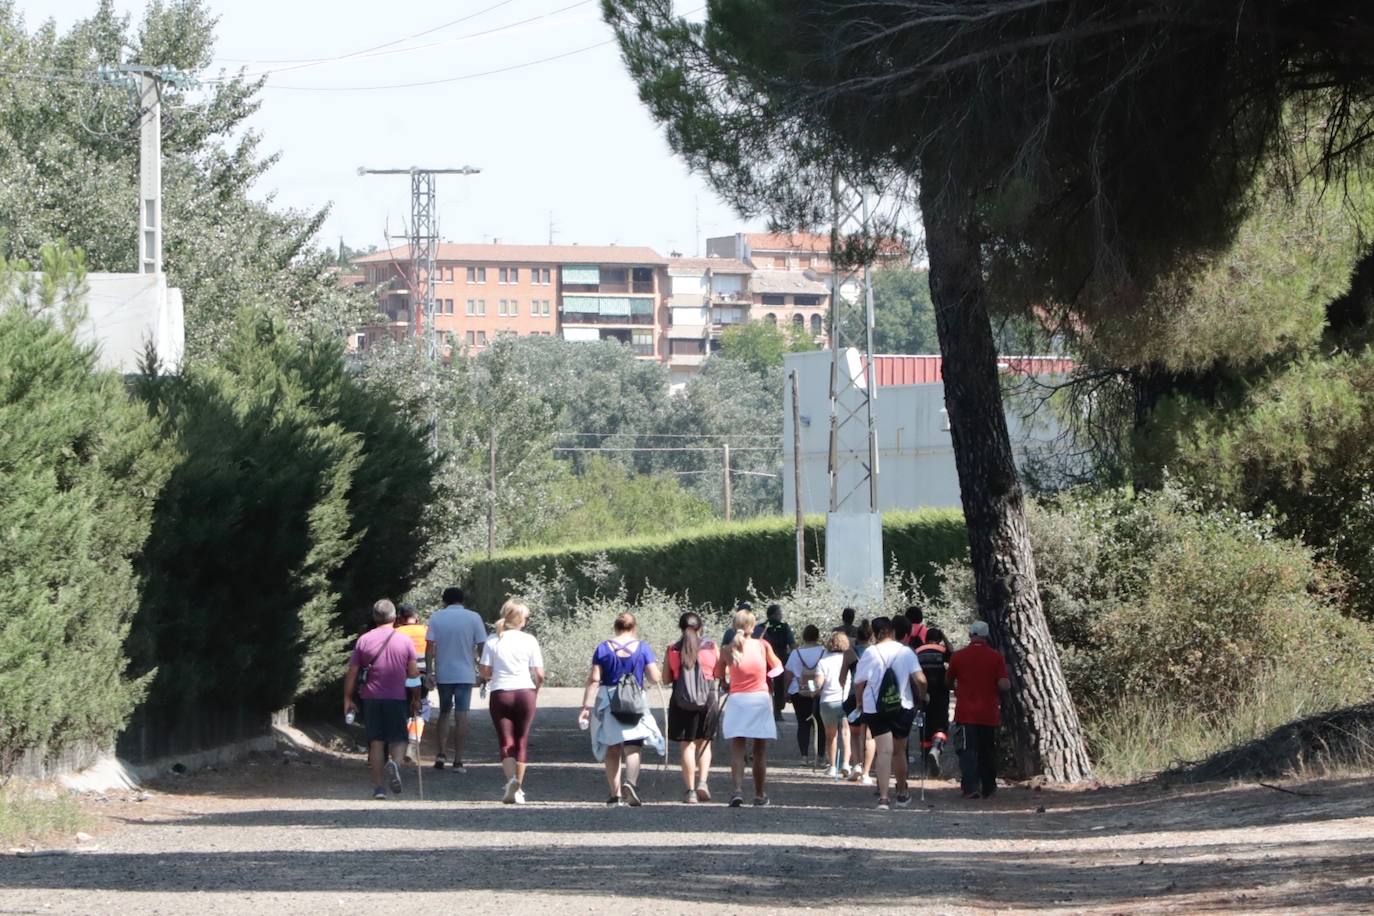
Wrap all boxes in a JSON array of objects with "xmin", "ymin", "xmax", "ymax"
[{"xmin": 40, "ymin": 0, "xmax": 764, "ymax": 257}]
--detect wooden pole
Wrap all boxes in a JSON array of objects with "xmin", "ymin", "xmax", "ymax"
[
  {"xmin": 723, "ymin": 443, "xmax": 733, "ymax": 522},
  {"xmin": 487, "ymin": 428, "xmax": 496, "ymax": 558},
  {"xmin": 790, "ymin": 369, "xmax": 806, "ymax": 590}
]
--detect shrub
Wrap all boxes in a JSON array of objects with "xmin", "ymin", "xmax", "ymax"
[
  {"xmin": 0, "ymin": 249, "xmax": 172, "ymax": 772},
  {"xmin": 127, "ymin": 312, "xmax": 437, "ymax": 752},
  {"xmin": 467, "ymin": 509, "xmax": 966, "ymax": 618},
  {"xmin": 930, "ymin": 485, "xmax": 1374, "ymax": 730}
]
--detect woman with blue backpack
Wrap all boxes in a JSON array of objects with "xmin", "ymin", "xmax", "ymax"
[
  {"xmin": 663, "ymin": 612, "xmax": 720, "ymax": 803},
  {"xmin": 578, "ymin": 612, "xmax": 664, "ymax": 807}
]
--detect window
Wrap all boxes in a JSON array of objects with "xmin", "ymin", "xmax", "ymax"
[
  {"xmin": 531, "ymin": 267, "xmax": 550, "ymax": 285},
  {"xmin": 810, "ymin": 313, "xmax": 822, "ymax": 335},
  {"xmin": 792, "ymin": 313, "xmax": 804, "ymax": 326},
  {"xmin": 499, "ymin": 267, "xmax": 513, "ymax": 284},
  {"xmin": 443, "ymin": 298, "xmax": 454, "ymax": 314},
  {"xmin": 541, "ymin": 299, "xmax": 552, "ymax": 316},
  {"xmin": 631, "ymin": 330, "xmax": 654, "ymax": 356},
  {"xmin": 761, "ymin": 294, "xmax": 786, "ymax": 306},
  {"xmin": 477, "ymin": 331, "xmax": 488, "ymax": 345},
  {"xmin": 542, "ymin": 267, "xmax": 552, "ymax": 284},
  {"xmin": 509, "ymin": 299, "xmax": 518, "ymax": 317},
  {"xmin": 765, "ymin": 313, "xmax": 777, "ymax": 325},
  {"xmin": 794, "ymin": 295, "xmax": 821, "ymax": 307},
  {"xmin": 465, "ymin": 330, "xmax": 475, "ymax": 346},
  {"xmin": 508, "ymin": 267, "xmax": 519, "ymax": 283},
  {"xmin": 466, "ymin": 266, "xmax": 486, "ymax": 283},
  {"xmin": 466, "ymin": 299, "xmax": 476, "ymax": 316},
  {"xmin": 498, "ymin": 299, "xmax": 508, "ymax": 316},
  {"xmin": 477, "ymin": 299, "xmax": 486, "ymax": 316}
]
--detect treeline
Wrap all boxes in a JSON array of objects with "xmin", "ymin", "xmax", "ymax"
[{"xmin": 0, "ymin": 252, "xmax": 435, "ymax": 770}]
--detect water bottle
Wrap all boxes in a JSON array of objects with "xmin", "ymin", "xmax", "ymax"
[{"xmin": 345, "ymin": 710, "xmax": 356, "ymax": 726}]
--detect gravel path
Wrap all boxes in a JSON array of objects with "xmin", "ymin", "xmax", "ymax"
[{"xmin": 3, "ymin": 689, "xmax": 1374, "ymax": 914}]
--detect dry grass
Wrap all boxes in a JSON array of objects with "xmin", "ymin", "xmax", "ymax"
[{"xmin": 0, "ymin": 783, "xmax": 90, "ymax": 847}]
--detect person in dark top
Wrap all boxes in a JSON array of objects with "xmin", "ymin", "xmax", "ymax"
[
  {"xmin": 893, "ymin": 616, "xmax": 911, "ymax": 646},
  {"xmin": 904, "ymin": 606, "xmax": 929, "ymax": 646},
  {"xmin": 833, "ymin": 607, "xmax": 858, "ymax": 639},
  {"xmin": 758, "ymin": 604, "xmax": 795, "ymax": 721},
  {"xmin": 915, "ymin": 626, "xmax": 952, "ymax": 775}
]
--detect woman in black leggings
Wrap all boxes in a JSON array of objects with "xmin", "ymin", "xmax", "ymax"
[{"xmin": 783, "ymin": 625, "xmax": 827, "ymax": 766}]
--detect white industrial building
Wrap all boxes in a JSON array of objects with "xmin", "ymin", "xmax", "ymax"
[{"xmin": 782, "ymin": 350, "xmax": 1070, "ymax": 514}]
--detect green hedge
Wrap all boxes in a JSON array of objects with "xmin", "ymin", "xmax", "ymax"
[{"xmin": 466, "ymin": 510, "xmax": 967, "ymax": 616}]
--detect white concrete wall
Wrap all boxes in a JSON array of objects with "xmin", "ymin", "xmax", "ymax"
[
  {"xmin": 782, "ymin": 350, "xmax": 1063, "ymax": 513},
  {"xmin": 61, "ymin": 272, "xmax": 185, "ymax": 374}
]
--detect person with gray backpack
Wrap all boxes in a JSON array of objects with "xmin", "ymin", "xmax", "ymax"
[
  {"xmin": 578, "ymin": 612, "xmax": 664, "ymax": 807},
  {"xmin": 783, "ymin": 625, "xmax": 827, "ymax": 767},
  {"xmin": 663, "ymin": 612, "xmax": 720, "ymax": 803}
]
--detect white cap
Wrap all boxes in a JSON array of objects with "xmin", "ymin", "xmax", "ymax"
[{"xmin": 968, "ymin": 620, "xmax": 990, "ymax": 639}]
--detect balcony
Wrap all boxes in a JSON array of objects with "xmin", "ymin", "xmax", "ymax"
[
  {"xmin": 668, "ymin": 352, "xmax": 707, "ymax": 367},
  {"xmin": 561, "ymin": 311, "xmax": 655, "ymax": 326}
]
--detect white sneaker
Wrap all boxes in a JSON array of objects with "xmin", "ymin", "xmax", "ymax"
[
  {"xmin": 846, "ymin": 767, "xmax": 862, "ymax": 782},
  {"xmin": 860, "ymin": 775, "xmax": 876, "ymax": 787},
  {"xmin": 824, "ymin": 766, "xmax": 839, "ymax": 778},
  {"xmin": 513, "ymin": 788, "xmax": 526, "ymax": 805},
  {"xmin": 501, "ymin": 777, "xmax": 520, "ymax": 804}
]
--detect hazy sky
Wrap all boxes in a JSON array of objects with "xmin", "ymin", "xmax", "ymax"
[{"xmin": 40, "ymin": 0, "xmax": 763, "ymax": 256}]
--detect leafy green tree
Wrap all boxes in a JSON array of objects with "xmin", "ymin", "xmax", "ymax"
[
  {"xmin": 604, "ymin": 0, "xmax": 1374, "ymax": 780},
  {"xmin": 0, "ymin": 246, "xmax": 172, "ymax": 770},
  {"xmin": 718, "ymin": 320, "xmax": 815, "ymax": 372},
  {"xmin": 871, "ymin": 267, "xmax": 937, "ymax": 354},
  {"xmin": 517, "ymin": 458, "xmax": 714, "ymax": 547},
  {"xmin": 0, "ymin": 0, "xmax": 369, "ymax": 356}
]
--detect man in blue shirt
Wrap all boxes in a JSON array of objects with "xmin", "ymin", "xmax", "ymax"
[{"xmin": 425, "ymin": 587, "xmax": 489, "ymax": 772}]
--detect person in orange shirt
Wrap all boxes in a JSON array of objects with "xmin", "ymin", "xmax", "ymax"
[
  {"xmin": 714, "ymin": 608, "xmax": 783, "ymax": 807},
  {"xmin": 394, "ymin": 605, "xmax": 428, "ymax": 673}
]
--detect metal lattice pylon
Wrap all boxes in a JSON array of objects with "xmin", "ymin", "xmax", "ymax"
[{"xmin": 826, "ymin": 174, "xmax": 880, "ymax": 514}]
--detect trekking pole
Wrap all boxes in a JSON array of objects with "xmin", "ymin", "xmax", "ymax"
[{"xmin": 412, "ymin": 718, "xmax": 425, "ymax": 801}]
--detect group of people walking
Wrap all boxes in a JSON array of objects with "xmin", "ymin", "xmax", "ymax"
[{"xmin": 344, "ymin": 591, "xmax": 1010, "ymax": 808}]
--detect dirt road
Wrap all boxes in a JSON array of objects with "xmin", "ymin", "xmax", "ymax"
[{"xmin": 3, "ymin": 689, "xmax": 1373, "ymax": 914}]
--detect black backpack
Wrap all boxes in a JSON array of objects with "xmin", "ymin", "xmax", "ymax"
[
  {"xmin": 762, "ymin": 620, "xmax": 791, "ymax": 660},
  {"xmin": 671, "ymin": 642, "xmax": 710, "ymax": 712}
]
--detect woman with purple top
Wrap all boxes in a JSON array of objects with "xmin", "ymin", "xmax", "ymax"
[{"xmin": 578, "ymin": 612, "xmax": 664, "ymax": 807}]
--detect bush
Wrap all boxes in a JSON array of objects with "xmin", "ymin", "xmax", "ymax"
[
  {"xmin": 0, "ymin": 785, "xmax": 90, "ymax": 846},
  {"xmin": 127, "ymin": 313, "xmax": 436, "ymax": 752},
  {"xmin": 0, "ymin": 249, "xmax": 172, "ymax": 772},
  {"xmin": 929, "ymin": 485, "xmax": 1374, "ymax": 771},
  {"xmin": 467, "ymin": 509, "xmax": 966, "ymax": 618}
]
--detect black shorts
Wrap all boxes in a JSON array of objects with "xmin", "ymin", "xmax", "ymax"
[
  {"xmin": 363, "ymin": 698, "xmax": 409, "ymax": 745},
  {"xmin": 864, "ymin": 706, "xmax": 917, "ymax": 739},
  {"xmin": 668, "ymin": 704, "xmax": 711, "ymax": 742}
]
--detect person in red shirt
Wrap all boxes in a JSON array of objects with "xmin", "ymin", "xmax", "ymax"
[{"xmin": 947, "ymin": 619, "xmax": 1010, "ymax": 799}]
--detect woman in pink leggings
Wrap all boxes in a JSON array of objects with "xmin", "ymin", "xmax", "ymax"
[{"xmin": 478, "ymin": 601, "xmax": 545, "ymax": 804}]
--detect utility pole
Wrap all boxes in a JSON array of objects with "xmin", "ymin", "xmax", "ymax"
[
  {"xmin": 790, "ymin": 369, "xmax": 806, "ymax": 591},
  {"xmin": 96, "ymin": 64, "xmax": 197, "ymax": 275},
  {"xmin": 487, "ymin": 428, "xmax": 497, "ymax": 559},
  {"xmin": 722, "ymin": 443, "xmax": 733, "ymax": 523},
  {"xmin": 357, "ymin": 166, "xmax": 480, "ymax": 359}
]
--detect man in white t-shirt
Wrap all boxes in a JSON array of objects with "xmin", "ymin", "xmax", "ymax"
[
  {"xmin": 425, "ymin": 587, "xmax": 490, "ymax": 772},
  {"xmin": 853, "ymin": 616, "xmax": 928, "ymax": 810}
]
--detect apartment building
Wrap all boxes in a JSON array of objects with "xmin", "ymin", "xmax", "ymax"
[
  {"xmin": 705, "ymin": 231, "xmax": 833, "ymax": 273},
  {"xmin": 750, "ymin": 270, "xmax": 830, "ymax": 341},
  {"xmin": 353, "ymin": 244, "xmax": 656, "ymax": 354},
  {"xmin": 664, "ymin": 256, "xmax": 752, "ymax": 387},
  {"xmin": 555, "ymin": 247, "xmax": 668, "ymax": 359}
]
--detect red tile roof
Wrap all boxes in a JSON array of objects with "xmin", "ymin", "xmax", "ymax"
[
  {"xmin": 744, "ymin": 232, "xmax": 830, "ymax": 252},
  {"xmin": 354, "ymin": 243, "xmax": 667, "ymax": 266},
  {"xmin": 870, "ymin": 355, "xmax": 1075, "ymax": 386}
]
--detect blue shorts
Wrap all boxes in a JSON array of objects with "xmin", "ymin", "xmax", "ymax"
[
  {"xmin": 438, "ymin": 683, "xmax": 474, "ymax": 715},
  {"xmin": 362, "ymin": 699, "xmax": 409, "ymax": 745}
]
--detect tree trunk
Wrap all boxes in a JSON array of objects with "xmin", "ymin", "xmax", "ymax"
[{"xmin": 920, "ymin": 177, "xmax": 1094, "ymax": 783}]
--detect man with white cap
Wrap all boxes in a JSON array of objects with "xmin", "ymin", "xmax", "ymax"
[{"xmin": 947, "ymin": 619, "xmax": 1010, "ymax": 799}]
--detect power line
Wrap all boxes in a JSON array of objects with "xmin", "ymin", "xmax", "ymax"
[
  {"xmin": 211, "ymin": 0, "xmax": 523, "ymax": 66},
  {"xmin": 260, "ymin": 38, "xmax": 615, "ymax": 91},
  {"xmin": 556, "ymin": 432, "xmax": 778, "ymax": 439},
  {"xmin": 552, "ymin": 445, "xmax": 779, "ymax": 453},
  {"xmin": 217, "ymin": 0, "xmax": 597, "ymax": 82}
]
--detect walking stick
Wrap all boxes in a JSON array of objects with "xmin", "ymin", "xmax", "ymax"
[{"xmin": 410, "ymin": 717, "xmax": 425, "ymax": 801}]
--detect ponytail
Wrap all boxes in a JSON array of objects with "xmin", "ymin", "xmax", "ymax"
[
  {"xmin": 730, "ymin": 609, "xmax": 755, "ymax": 658},
  {"xmin": 678, "ymin": 612, "xmax": 702, "ymax": 669},
  {"xmin": 495, "ymin": 600, "xmax": 528, "ymax": 638}
]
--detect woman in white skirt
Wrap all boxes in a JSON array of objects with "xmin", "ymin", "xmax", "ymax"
[{"xmin": 713, "ymin": 608, "xmax": 784, "ymax": 807}]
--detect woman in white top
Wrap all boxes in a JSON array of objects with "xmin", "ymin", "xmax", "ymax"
[
  {"xmin": 814, "ymin": 631, "xmax": 851, "ymax": 777},
  {"xmin": 478, "ymin": 600, "xmax": 544, "ymax": 804},
  {"xmin": 782, "ymin": 624, "xmax": 827, "ymax": 766}
]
